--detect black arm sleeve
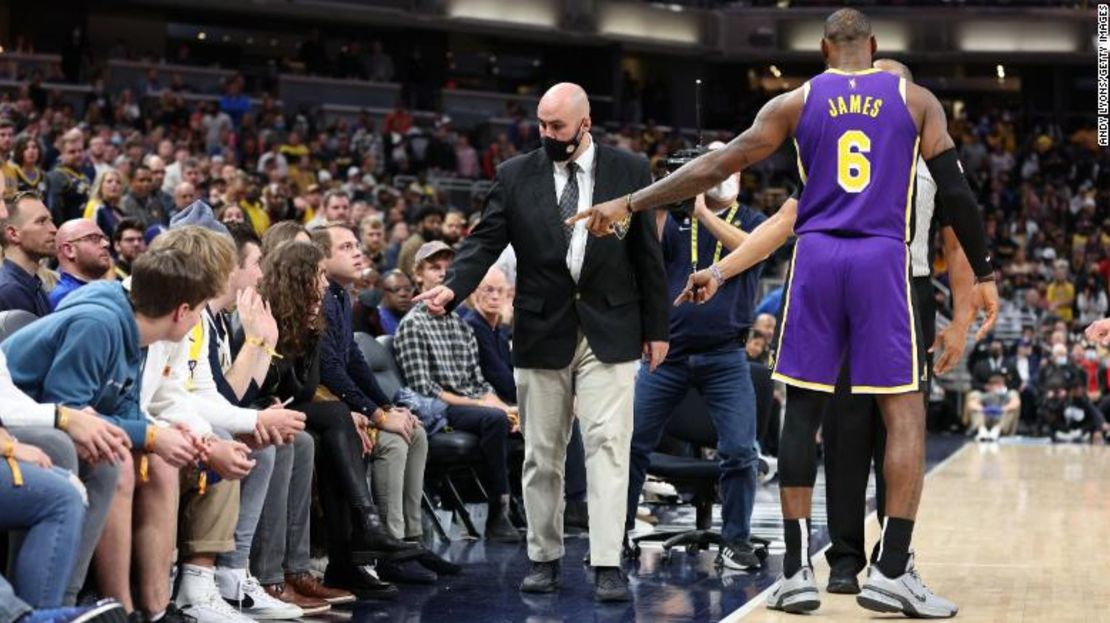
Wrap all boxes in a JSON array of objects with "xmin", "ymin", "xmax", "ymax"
[{"xmin": 925, "ymin": 148, "xmax": 993, "ymax": 279}]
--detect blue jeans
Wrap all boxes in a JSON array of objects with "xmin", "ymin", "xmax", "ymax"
[
  {"xmin": 0, "ymin": 461, "xmax": 85, "ymax": 609},
  {"xmin": 216, "ymin": 445, "xmax": 275, "ymax": 570},
  {"xmin": 626, "ymin": 347, "xmax": 758, "ymax": 543}
]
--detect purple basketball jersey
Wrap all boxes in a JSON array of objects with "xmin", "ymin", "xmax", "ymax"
[{"xmin": 794, "ymin": 69, "xmax": 919, "ymax": 241}]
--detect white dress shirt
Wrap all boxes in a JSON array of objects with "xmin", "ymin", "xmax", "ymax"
[{"xmin": 552, "ymin": 136, "xmax": 596, "ymax": 283}]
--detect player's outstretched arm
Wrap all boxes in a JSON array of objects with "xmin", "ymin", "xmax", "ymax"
[
  {"xmin": 674, "ymin": 199, "xmax": 796, "ymax": 307},
  {"xmin": 571, "ymin": 89, "xmax": 802, "ymax": 237}
]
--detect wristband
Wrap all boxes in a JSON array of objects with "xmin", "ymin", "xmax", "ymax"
[
  {"xmin": 246, "ymin": 336, "xmax": 284, "ymax": 360},
  {"xmin": 709, "ymin": 264, "xmax": 726, "ymax": 287},
  {"xmin": 55, "ymin": 405, "xmax": 70, "ymax": 431},
  {"xmin": 3, "ymin": 440, "xmax": 22, "ymax": 487},
  {"xmin": 975, "ymin": 274, "xmax": 997, "ymax": 284}
]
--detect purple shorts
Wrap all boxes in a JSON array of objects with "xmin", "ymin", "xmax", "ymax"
[{"xmin": 771, "ymin": 232, "xmax": 926, "ymax": 394}]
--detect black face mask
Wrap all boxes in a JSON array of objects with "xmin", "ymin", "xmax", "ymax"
[{"xmin": 542, "ymin": 120, "xmax": 585, "ymax": 163}]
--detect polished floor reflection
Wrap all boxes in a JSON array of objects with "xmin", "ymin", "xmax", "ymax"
[{"xmin": 304, "ymin": 434, "xmax": 966, "ymax": 623}]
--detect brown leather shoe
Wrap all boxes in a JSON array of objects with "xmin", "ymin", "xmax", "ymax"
[
  {"xmin": 285, "ymin": 571, "xmax": 357, "ymax": 604},
  {"xmin": 262, "ymin": 582, "xmax": 332, "ymax": 615}
]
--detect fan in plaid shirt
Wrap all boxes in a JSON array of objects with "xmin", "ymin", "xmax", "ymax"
[{"xmin": 394, "ymin": 241, "xmax": 521, "ymax": 542}]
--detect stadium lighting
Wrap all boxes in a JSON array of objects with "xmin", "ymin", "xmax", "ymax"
[
  {"xmin": 197, "ymin": 32, "xmax": 207, "ymax": 41},
  {"xmin": 770, "ymin": 65, "xmax": 782, "ymax": 78},
  {"xmin": 996, "ymin": 64, "xmax": 1005, "ymax": 80}
]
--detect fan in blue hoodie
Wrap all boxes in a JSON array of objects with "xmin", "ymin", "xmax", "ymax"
[{"xmin": 2, "ymin": 248, "xmax": 219, "ymax": 616}]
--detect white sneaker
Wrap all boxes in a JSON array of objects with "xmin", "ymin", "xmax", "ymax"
[
  {"xmin": 989, "ymin": 425, "xmax": 1002, "ymax": 441},
  {"xmin": 215, "ymin": 567, "xmax": 303, "ymax": 620},
  {"xmin": 642, "ymin": 479, "xmax": 678, "ymax": 502},
  {"xmin": 176, "ymin": 565, "xmax": 257, "ymax": 623},
  {"xmin": 758, "ymin": 455, "xmax": 778, "ymax": 485},
  {"xmin": 975, "ymin": 426, "xmax": 990, "ymax": 442}
]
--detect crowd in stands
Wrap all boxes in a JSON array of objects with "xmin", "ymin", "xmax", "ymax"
[{"xmin": 0, "ymin": 43, "xmax": 1107, "ymax": 622}]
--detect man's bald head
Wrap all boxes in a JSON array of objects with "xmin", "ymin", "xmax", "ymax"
[
  {"xmin": 824, "ymin": 8, "xmax": 871, "ymax": 44},
  {"xmin": 57, "ymin": 218, "xmax": 111, "ymax": 278},
  {"xmin": 537, "ymin": 82, "xmax": 593, "ymax": 162},
  {"xmin": 538, "ymin": 83, "xmax": 590, "ymax": 119},
  {"xmin": 57, "ymin": 218, "xmax": 102, "ymax": 244},
  {"xmin": 874, "ymin": 58, "xmax": 913, "ymax": 82}
]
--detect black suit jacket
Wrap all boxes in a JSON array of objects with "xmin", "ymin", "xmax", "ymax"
[{"xmin": 446, "ymin": 142, "xmax": 668, "ymax": 369}]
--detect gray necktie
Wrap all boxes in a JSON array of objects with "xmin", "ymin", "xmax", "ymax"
[{"xmin": 558, "ymin": 161, "xmax": 579, "ymax": 243}]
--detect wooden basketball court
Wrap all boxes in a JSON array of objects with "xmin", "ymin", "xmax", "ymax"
[{"xmin": 730, "ymin": 442, "xmax": 1110, "ymax": 622}]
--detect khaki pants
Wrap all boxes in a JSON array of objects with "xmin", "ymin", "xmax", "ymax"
[
  {"xmin": 178, "ymin": 468, "xmax": 240, "ymax": 557},
  {"xmin": 369, "ymin": 426, "xmax": 428, "ymax": 539},
  {"xmin": 515, "ymin": 334, "xmax": 637, "ymax": 567}
]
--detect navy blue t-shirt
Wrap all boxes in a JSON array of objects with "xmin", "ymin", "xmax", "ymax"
[{"xmin": 661, "ymin": 204, "xmax": 767, "ymax": 361}]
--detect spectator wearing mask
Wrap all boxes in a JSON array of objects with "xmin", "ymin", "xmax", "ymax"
[
  {"xmin": 397, "ymin": 205, "xmax": 445, "ymax": 278},
  {"xmin": 971, "ymin": 340, "xmax": 1014, "ymax": 391},
  {"xmin": 1076, "ymin": 278, "xmax": 1109, "ymax": 328},
  {"xmin": 0, "ymin": 191, "xmax": 56, "ymax": 316},
  {"xmin": 49, "ymin": 219, "xmax": 111, "ymax": 310},
  {"xmin": 315, "ymin": 223, "xmax": 458, "ymax": 584},
  {"xmin": 120, "ymin": 164, "xmax": 167, "ymax": 227},
  {"xmin": 83, "ymin": 168, "xmax": 127, "ymax": 239},
  {"xmin": 395, "ymin": 241, "xmax": 520, "ymax": 542},
  {"xmin": 967, "ymin": 372, "xmax": 1021, "ymax": 441}
]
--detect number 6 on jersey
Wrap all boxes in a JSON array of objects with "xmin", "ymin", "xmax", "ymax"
[{"xmin": 837, "ymin": 130, "xmax": 871, "ymax": 193}]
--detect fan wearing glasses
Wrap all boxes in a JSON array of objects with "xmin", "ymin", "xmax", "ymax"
[
  {"xmin": 49, "ymin": 219, "xmax": 113, "ymax": 311},
  {"xmin": 365, "ymin": 270, "xmax": 416, "ymax": 337}
]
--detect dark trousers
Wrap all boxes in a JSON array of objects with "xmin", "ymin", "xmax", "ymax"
[
  {"xmin": 295, "ymin": 400, "xmax": 371, "ymax": 565},
  {"xmin": 445, "ymin": 405, "xmax": 510, "ymax": 498},
  {"xmin": 823, "ymin": 276, "xmax": 934, "ymax": 574}
]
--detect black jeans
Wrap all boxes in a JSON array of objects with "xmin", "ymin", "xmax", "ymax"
[
  {"xmin": 445, "ymin": 405, "xmax": 510, "ymax": 498},
  {"xmin": 295, "ymin": 400, "xmax": 372, "ymax": 564}
]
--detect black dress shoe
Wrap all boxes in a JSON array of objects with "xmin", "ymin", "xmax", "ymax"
[
  {"xmin": 826, "ymin": 568, "xmax": 861, "ymax": 594},
  {"xmin": 593, "ymin": 566, "xmax": 631, "ymax": 602},
  {"xmin": 519, "ymin": 559, "xmax": 561, "ymax": 593},
  {"xmin": 415, "ymin": 548, "xmax": 462, "ymax": 575},
  {"xmin": 350, "ymin": 506, "xmax": 421, "ymax": 563},
  {"xmin": 323, "ymin": 563, "xmax": 399, "ymax": 600},
  {"xmin": 378, "ymin": 559, "xmax": 438, "ymax": 585},
  {"xmin": 486, "ymin": 509, "xmax": 522, "ymax": 542}
]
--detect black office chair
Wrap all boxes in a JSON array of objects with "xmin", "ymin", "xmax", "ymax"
[
  {"xmin": 0, "ymin": 310, "xmax": 38, "ymax": 343},
  {"xmin": 357, "ymin": 332, "xmax": 484, "ymax": 540},
  {"xmin": 630, "ymin": 373, "xmax": 772, "ymax": 565}
]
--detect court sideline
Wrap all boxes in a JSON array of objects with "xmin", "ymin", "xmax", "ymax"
[{"xmin": 729, "ymin": 441, "xmax": 1110, "ymax": 622}]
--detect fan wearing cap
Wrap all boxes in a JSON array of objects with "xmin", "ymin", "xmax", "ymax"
[{"xmin": 395, "ymin": 240, "xmax": 521, "ymax": 543}]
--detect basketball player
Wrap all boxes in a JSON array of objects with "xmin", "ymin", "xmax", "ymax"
[
  {"xmin": 820, "ymin": 57, "xmax": 996, "ymax": 597},
  {"xmin": 571, "ymin": 8, "xmax": 999, "ymax": 618}
]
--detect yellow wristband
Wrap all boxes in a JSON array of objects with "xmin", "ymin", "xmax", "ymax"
[
  {"xmin": 55, "ymin": 406, "xmax": 70, "ymax": 432},
  {"xmin": 3, "ymin": 441, "xmax": 23, "ymax": 487},
  {"xmin": 246, "ymin": 336, "xmax": 283, "ymax": 360}
]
